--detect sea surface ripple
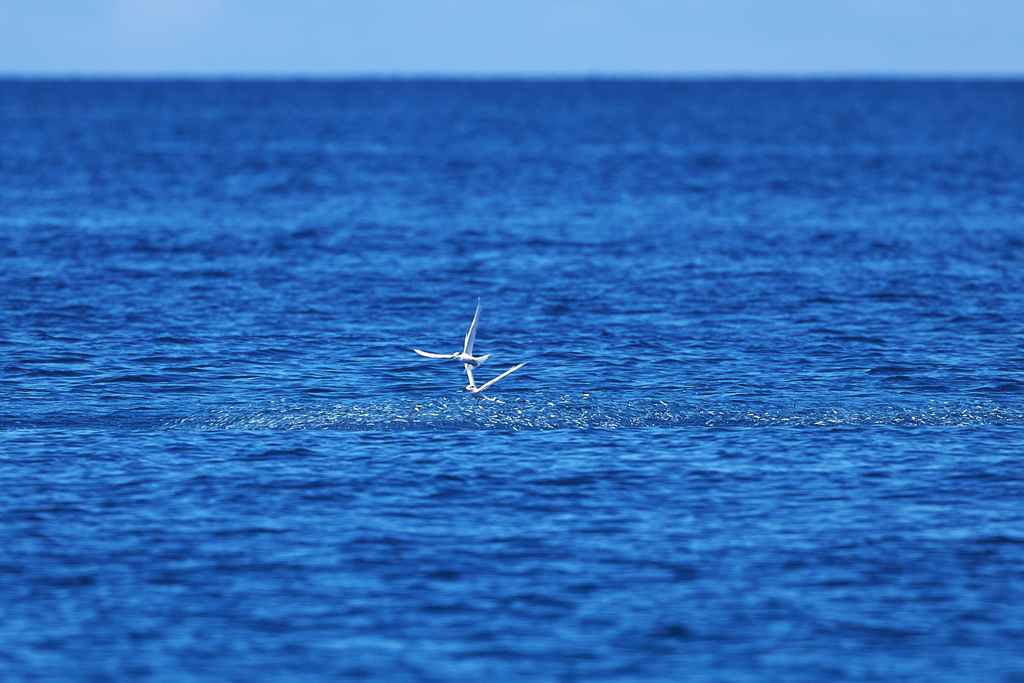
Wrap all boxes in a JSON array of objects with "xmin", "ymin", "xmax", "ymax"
[{"xmin": 2, "ymin": 80, "xmax": 1024, "ymax": 681}]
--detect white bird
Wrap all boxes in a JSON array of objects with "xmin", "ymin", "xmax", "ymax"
[
  {"xmin": 464, "ymin": 362, "xmax": 528, "ymax": 400},
  {"xmin": 413, "ymin": 301, "xmax": 491, "ymax": 367}
]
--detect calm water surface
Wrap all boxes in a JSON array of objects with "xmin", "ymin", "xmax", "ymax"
[{"xmin": 2, "ymin": 80, "xmax": 1024, "ymax": 681}]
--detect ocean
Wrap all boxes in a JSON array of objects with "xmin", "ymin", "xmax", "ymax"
[{"xmin": 2, "ymin": 79, "xmax": 1024, "ymax": 681}]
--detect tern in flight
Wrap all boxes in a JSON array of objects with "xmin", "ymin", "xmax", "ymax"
[
  {"xmin": 413, "ymin": 300, "xmax": 491, "ymax": 367},
  {"xmin": 464, "ymin": 362, "xmax": 528, "ymax": 401}
]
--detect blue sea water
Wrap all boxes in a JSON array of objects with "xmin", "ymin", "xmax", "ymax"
[{"xmin": 2, "ymin": 79, "xmax": 1024, "ymax": 681}]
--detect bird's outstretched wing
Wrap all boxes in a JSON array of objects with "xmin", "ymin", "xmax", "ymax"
[
  {"xmin": 413, "ymin": 349, "xmax": 454, "ymax": 359},
  {"xmin": 463, "ymin": 300, "xmax": 482, "ymax": 356},
  {"xmin": 464, "ymin": 364, "xmax": 476, "ymax": 388},
  {"xmin": 477, "ymin": 362, "xmax": 528, "ymax": 393}
]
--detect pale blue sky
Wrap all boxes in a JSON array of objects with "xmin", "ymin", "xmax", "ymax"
[{"xmin": 1, "ymin": 0, "xmax": 1023, "ymax": 76}]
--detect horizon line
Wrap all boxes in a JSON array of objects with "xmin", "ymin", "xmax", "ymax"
[{"xmin": 2, "ymin": 71, "xmax": 1023, "ymax": 82}]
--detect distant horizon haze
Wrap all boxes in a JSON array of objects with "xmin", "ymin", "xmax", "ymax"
[{"xmin": 1, "ymin": 0, "xmax": 1022, "ymax": 77}]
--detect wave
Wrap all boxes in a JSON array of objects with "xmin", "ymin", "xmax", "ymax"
[{"xmin": 165, "ymin": 396, "xmax": 1024, "ymax": 431}]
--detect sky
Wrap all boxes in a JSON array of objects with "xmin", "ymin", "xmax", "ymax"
[{"xmin": 1, "ymin": 0, "xmax": 1023, "ymax": 77}]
